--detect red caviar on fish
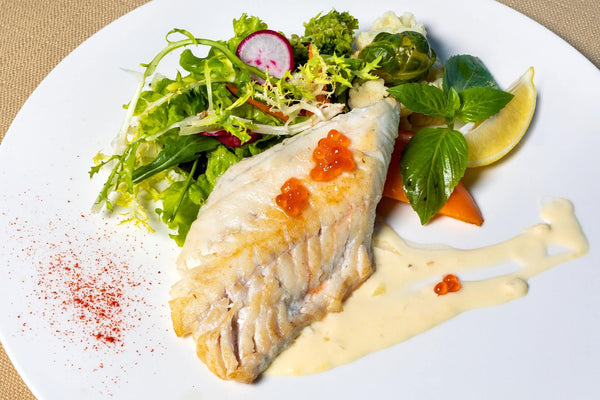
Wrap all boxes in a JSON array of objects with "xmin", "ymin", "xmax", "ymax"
[
  {"xmin": 276, "ymin": 178, "xmax": 310, "ymax": 217},
  {"xmin": 310, "ymin": 129, "xmax": 355, "ymax": 182}
]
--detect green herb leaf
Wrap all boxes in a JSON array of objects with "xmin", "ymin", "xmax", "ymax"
[
  {"xmin": 132, "ymin": 135, "xmax": 220, "ymax": 183},
  {"xmin": 443, "ymin": 55, "xmax": 499, "ymax": 92},
  {"xmin": 401, "ymin": 127, "xmax": 468, "ymax": 224},
  {"xmin": 387, "ymin": 83, "xmax": 450, "ymax": 118},
  {"xmin": 446, "ymin": 87, "xmax": 461, "ymax": 120},
  {"xmin": 205, "ymin": 145, "xmax": 242, "ymax": 186},
  {"xmin": 226, "ymin": 13, "xmax": 268, "ymax": 52},
  {"xmin": 156, "ymin": 180, "xmax": 202, "ymax": 246},
  {"xmin": 456, "ymin": 87, "xmax": 514, "ymax": 122}
]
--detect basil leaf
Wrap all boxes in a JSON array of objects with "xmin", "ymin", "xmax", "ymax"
[
  {"xmin": 447, "ymin": 87, "xmax": 461, "ymax": 119},
  {"xmin": 456, "ymin": 87, "xmax": 514, "ymax": 123},
  {"xmin": 443, "ymin": 55, "xmax": 499, "ymax": 92},
  {"xmin": 401, "ymin": 127, "xmax": 468, "ymax": 224},
  {"xmin": 387, "ymin": 83, "xmax": 450, "ymax": 118}
]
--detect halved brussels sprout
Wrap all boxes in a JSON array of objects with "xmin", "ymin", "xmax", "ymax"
[{"xmin": 358, "ymin": 31, "xmax": 436, "ymax": 85}]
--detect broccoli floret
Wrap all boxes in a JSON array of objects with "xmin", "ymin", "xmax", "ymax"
[{"xmin": 290, "ymin": 10, "xmax": 359, "ymax": 66}]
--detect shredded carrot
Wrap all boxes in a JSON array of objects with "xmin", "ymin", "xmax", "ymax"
[
  {"xmin": 383, "ymin": 130, "xmax": 484, "ymax": 226},
  {"xmin": 225, "ymin": 84, "xmax": 289, "ymax": 121}
]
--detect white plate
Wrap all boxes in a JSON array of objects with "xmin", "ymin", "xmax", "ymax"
[{"xmin": 1, "ymin": 0, "xmax": 599, "ymax": 398}]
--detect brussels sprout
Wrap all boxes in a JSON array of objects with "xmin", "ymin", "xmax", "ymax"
[{"xmin": 358, "ymin": 31, "xmax": 436, "ymax": 85}]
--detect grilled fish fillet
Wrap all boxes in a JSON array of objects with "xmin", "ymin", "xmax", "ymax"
[{"xmin": 169, "ymin": 98, "xmax": 399, "ymax": 382}]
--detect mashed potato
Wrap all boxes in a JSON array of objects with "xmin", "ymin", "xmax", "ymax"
[
  {"xmin": 348, "ymin": 79, "xmax": 387, "ymax": 110},
  {"xmin": 355, "ymin": 11, "xmax": 427, "ymax": 51}
]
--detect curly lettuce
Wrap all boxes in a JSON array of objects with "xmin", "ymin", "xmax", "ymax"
[{"xmin": 90, "ymin": 11, "xmax": 380, "ymax": 245}]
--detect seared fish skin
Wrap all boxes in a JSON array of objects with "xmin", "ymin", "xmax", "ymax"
[{"xmin": 170, "ymin": 99, "xmax": 399, "ymax": 382}]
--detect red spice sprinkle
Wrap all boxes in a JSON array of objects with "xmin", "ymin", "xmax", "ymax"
[{"xmin": 3, "ymin": 188, "xmax": 168, "ymax": 396}]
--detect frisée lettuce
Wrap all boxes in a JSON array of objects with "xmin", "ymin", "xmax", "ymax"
[{"xmin": 90, "ymin": 12, "xmax": 380, "ymax": 245}]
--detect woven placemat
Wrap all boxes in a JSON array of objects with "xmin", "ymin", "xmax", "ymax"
[{"xmin": 1, "ymin": 0, "xmax": 599, "ymax": 398}]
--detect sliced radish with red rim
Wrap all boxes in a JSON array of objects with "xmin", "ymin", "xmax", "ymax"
[{"xmin": 236, "ymin": 30, "xmax": 294, "ymax": 83}]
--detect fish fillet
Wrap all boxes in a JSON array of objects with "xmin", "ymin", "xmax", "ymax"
[{"xmin": 169, "ymin": 98, "xmax": 400, "ymax": 382}]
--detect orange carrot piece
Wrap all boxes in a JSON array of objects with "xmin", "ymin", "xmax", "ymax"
[
  {"xmin": 225, "ymin": 84, "xmax": 289, "ymax": 121},
  {"xmin": 383, "ymin": 130, "xmax": 484, "ymax": 226}
]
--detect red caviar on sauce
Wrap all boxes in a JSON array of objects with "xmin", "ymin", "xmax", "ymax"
[
  {"xmin": 310, "ymin": 129, "xmax": 355, "ymax": 182},
  {"xmin": 434, "ymin": 274, "xmax": 462, "ymax": 296},
  {"xmin": 276, "ymin": 177, "xmax": 310, "ymax": 217}
]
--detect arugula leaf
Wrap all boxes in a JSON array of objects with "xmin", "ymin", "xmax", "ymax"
[
  {"xmin": 400, "ymin": 128, "xmax": 468, "ymax": 224},
  {"xmin": 387, "ymin": 83, "xmax": 451, "ymax": 118},
  {"xmin": 456, "ymin": 87, "xmax": 514, "ymax": 123},
  {"xmin": 132, "ymin": 135, "xmax": 220, "ymax": 183},
  {"xmin": 443, "ymin": 54, "xmax": 499, "ymax": 92}
]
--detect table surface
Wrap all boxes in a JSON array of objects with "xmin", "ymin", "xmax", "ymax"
[{"xmin": 1, "ymin": 0, "xmax": 599, "ymax": 398}]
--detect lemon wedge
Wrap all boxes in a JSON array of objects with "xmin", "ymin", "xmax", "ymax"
[{"xmin": 463, "ymin": 67, "xmax": 537, "ymax": 167}]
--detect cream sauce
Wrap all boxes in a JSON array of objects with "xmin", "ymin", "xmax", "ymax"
[{"xmin": 266, "ymin": 198, "xmax": 588, "ymax": 376}]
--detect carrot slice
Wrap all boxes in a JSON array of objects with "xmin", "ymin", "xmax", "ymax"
[
  {"xmin": 383, "ymin": 130, "xmax": 484, "ymax": 226},
  {"xmin": 308, "ymin": 43, "xmax": 315, "ymax": 60},
  {"xmin": 225, "ymin": 84, "xmax": 289, "ymax": 121}
]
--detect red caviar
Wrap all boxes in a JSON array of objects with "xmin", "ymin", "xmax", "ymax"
[
  {"xmin": 276, "ymin": 177, "xmax": 310, "ymax": 217},
  {"xmin": 310, "ymin": 129, "xmax": 355, "ymax": 181},
  {"xmin": 434, "ymin": 274, "xmax": 462, "ymax": 296}
]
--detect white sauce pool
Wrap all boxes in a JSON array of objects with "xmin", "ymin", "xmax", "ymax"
[{"xmin": 266, "ymin": 198, "xmax": 589, "ymax": 376}]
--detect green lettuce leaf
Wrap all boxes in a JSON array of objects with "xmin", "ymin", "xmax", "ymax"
[{"xmin": 226, "ymin": 13, "xmax": 268, "ymax": 52}]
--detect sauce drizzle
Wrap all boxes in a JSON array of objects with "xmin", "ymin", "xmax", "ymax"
[{"xmin": 266, "ymin": 198, "xmax": 588, "ymax": 376}]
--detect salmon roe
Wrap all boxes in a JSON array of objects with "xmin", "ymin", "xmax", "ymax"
[
  {"xmin": 434, "ymin": 274, "xmax": 462, "ymax": 296},
  {"xmin": 310, "ymin": 129, "xmax": 355, "ymax": 182},
  {"xmin": 276, "ymin": 177, "xmax": 310, "ymax": 217}
]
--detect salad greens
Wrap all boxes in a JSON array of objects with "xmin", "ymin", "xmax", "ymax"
[
  {"xmin": 91, "ymin": 10, "xmax": 513, "ymax": 245},
  {"xmin": 90, "ymin": 12, "xmax": 379, "ymax": 245},
  {"xmin": 290, "ymin": 10, "xmax": 359, "ymax": 65}
]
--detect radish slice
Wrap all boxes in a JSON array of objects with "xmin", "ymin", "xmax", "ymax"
[{"xmin": 236, "ymin": 30, "xmax": 294, "ymax": 82}]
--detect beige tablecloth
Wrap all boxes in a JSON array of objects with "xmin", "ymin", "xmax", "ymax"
[{"xmin": 1, "ymin": 0, "xmax": 599, "ymax": 398}]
